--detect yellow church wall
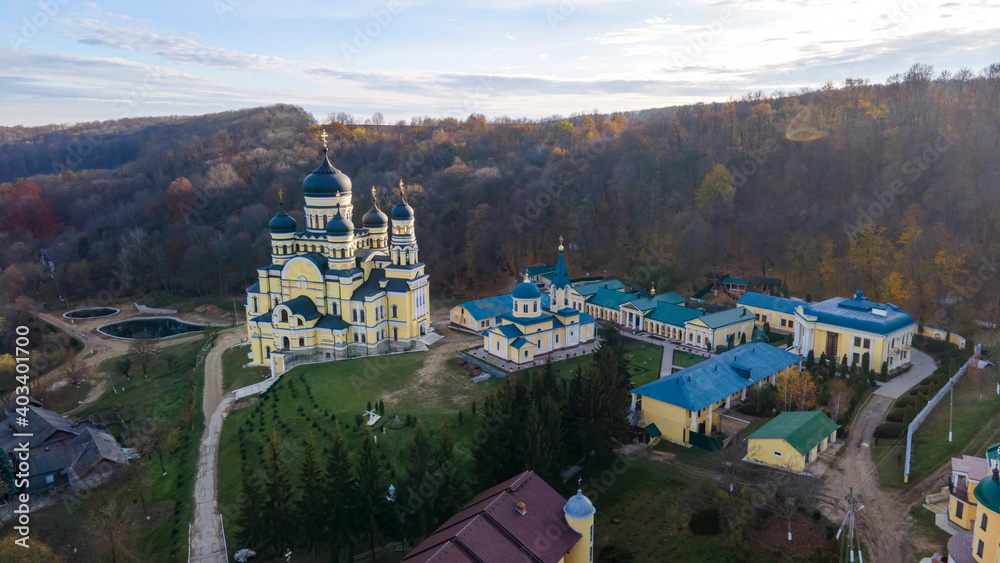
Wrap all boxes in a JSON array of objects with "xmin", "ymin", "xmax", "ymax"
[
  {"xmin": 564, "ymin": 513, "xmax": 594, "ymax": 563},
  {"xmin": 973, "ymin": 503, "xmax": 1000, "ymax": 562},
  {"xmin": 747, "ymin": 438, "xmax": 807, "ymax": 472},
  {"xmin": 952, "ymin": 491, "xmax": 977, "ymax": 529}
]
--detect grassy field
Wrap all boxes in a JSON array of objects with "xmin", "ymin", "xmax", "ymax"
[
  {"xmin": 29, "ymin": 338, "xmax": 209, "ymax": 561},
  {"xmin": 217, "ymin": 347, "xmax": 507, "ymax": 554},
  {"xmin": 876, "ymin": 368, "xmax": 1000, "ymax": 488},
  {"xmin": 539, "ymin": 339, "xmax": 664, "ymax": 386},
  {"xmin": 673, "ymin": 349, "xmax": 708, "ymax": 369},
  {"xmin": 222, "ymin": 345, "xmax": 270, "ymax": 392}
]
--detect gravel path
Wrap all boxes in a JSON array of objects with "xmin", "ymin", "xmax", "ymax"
[{"xmin": 188, "ymin": 329, "xmax": 244, "ymax": 563}]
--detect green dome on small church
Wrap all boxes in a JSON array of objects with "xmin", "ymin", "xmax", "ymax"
[{"xmin": 268, "ymin": 208, "xmax": 297, "ymax": 234}]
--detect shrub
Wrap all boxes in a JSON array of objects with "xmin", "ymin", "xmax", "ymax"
[
  {"xmin": 689, "ymin": 508, "xmax": 720, "ymax": 535},
  {"xmin": 874, "ymin": 422, "xmax": 906, "ymax": 439},
  {"xmin": 885, "ymin": 409, "xmax": 905, "ymax": 423}
]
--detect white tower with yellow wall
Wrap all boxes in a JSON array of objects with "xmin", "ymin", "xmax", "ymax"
[{"xmin": 563, "ymin": 489, "xmax": 596, "ymax": 563}]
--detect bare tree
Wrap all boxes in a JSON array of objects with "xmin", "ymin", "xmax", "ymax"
[
  {"xmin": 129, "ymin": 331, "xmax": 155, "ymax": 377},
  {"xmin": 718, "ymin": 430, "xmax": 749, "ymax": 493},
  {"xmin": 91, "ymin": 495, "xmax": 138, "ymax": 563}
]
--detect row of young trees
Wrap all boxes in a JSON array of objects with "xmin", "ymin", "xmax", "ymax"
[{"xmin": 235, "ymin": 419, "xmax": 468, "ymax": 560}]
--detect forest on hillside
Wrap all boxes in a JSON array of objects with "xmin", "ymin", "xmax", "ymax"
[{"xmin": 1, "ymin": 62, "xmax": 1000, "ymax": 335}]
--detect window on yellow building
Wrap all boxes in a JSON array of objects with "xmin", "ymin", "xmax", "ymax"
[
  {"xmin": 981, "ymin": 513, "xmax": 988, "ymax": 531},
  {"xmin": 392, "ymin": 305, "xmax": 398, "ymax": 318},
  {"xmin": 774, "ymin": 451, "xmax": 782, "ymax": 457},
  {"xmin": 955, "ymin": 502, "xmax": 963, "ymax": 519},
  {"xmin": 863, "ymin": 338, "xmax": 871, "ymax": 349},
  {"xmin": 854, "ymin": 336, "xmax": 861, "ymax": 347},
  {"xmin": 977, "ymin": 540, "xmax": 984, "ymax": 557}
]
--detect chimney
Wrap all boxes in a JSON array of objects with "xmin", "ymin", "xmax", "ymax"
[{"xmin": 516, "ymin": 501, "xmax": 527, "ymax": 515}]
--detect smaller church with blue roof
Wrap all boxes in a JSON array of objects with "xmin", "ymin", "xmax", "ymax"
[{"xmin": 481, "ymin": 238, "xmax": 596, "ymax": 365}]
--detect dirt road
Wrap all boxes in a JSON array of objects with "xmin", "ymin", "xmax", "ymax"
[
  {"xmin": 188, "ymin": 329, "xmax": 244, "ymax": 563},
  {"xmin": 817, "ymin": 394, "xmax": 905, "ymax": 563},
  {"xmin": 37, "ymin": 311, "xmax": 203, "ymax": 412}
]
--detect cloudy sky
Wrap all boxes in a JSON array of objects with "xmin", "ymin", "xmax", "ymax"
[{"xmin": 3, "ymin": 0, "xmax": 1000, "ymax": 126}]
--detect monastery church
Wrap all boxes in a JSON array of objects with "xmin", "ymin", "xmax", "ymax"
[{"xmin": 245, "ymin": 131, "xmax": 430, "ymax": 372}]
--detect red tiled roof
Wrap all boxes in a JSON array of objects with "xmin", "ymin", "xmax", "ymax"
[{"xmin": 403, "ymin": 471, "xmax": 582, "ymax": 563}]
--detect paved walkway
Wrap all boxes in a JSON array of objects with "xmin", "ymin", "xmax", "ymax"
[
  {"xmin": 873, "ymin": 349, "xmax": 936, "ymax": 399},
  {"xmin": 189, "ymin": 329, "xmax": 244, "ymax": 563}
]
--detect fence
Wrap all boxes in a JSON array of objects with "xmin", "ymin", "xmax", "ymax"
[
  {"xmin": 689, "ymin": 430, "xmax": 723, "ymax": 452},
  {"xmin": 457, "ymin": 351, "xmax": 509, "ymax": 379},
  {"xmin": 903, "ymin": 345, "xmax": 979, "ymax": 482}
]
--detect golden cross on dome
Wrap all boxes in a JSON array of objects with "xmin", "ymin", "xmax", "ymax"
[
  {"xmin": 559, "ymin": 235, "xmax": 564, "ymax": 246},
  {"xmin": 320, "ymin": 129, "xmax": 328, "ymax": 149},
  {"xmin": 371, "ymin": 186, "xmax": 377, "ymax": 199},
  {"xmin": 399, "ymin": 179, "xmax": 406, "ymax": 200},
  {"xmin": 278, "ymin": 188, "xmax": 283, "ymax": 204}
]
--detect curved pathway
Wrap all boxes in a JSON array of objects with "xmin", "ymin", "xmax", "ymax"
[{"xmin": 189, "ymin": 329, "xmax": 244, "ymax": 563}]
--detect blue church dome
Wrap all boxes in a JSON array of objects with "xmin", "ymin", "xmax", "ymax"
[
  {"xmin": 513, "ymin": 279, "xmax": 542, "ymax": 300},
  {"xmin": 268, "ymin": 208, "xmax": 297, "ymax": 234},
  {"xmin": 326, "ymin": 209, "xmax": 354, "ymax": 236},
  {"xmin": 563, "ymin": 490, "xmax": 596, "ymax": 519},
  {"xmin": 304, "ymin": 149, "xmax": 352, "ymax": 197}
]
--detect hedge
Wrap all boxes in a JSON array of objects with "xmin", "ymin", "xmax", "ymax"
[{"xmin": 874, "ymin": 422, "xmax": 907, "ymax": 439}]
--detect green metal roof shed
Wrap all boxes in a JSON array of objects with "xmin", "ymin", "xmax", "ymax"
[{"xmin": 748, "ymin": 411, "xmax": 839, "ymax": 456}]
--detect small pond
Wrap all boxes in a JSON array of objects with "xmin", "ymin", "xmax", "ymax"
[
  {"xmin": 64, "ymin": 307, "xmax": 120, "ymax": 319},
  {"xmin": 97, "ymin": 317, "xmax": 207, "ymax": 340}
]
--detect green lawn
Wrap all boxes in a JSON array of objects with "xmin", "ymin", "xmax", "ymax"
[
  {"xmin": 879, "ymin": 370, "xmax": 1000, "ymax": 487},
  {"xmin": 222, "ymin": 345, "xmax": 270, "ymax": 392},
  {"xmin": 217, "ymin": 349, "xmax": 507, "ymax": 555},
  {"xmin": 909, "ymin": 504, "xmax": 951, "ymax": 559},
  {"xmin": 540, "ymin": 339, "xmax": 663, "ymax": 386},
  {"xmin": 673, "ymin": 349, "xmax": 708, "ymax": 369},
  {"xmin": 29, "ymin": 338, "xmax": 209, "ymax": 561}
]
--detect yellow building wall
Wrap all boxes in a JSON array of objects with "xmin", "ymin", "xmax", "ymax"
[
  {"xmin": 747, "ymin": 438, "xmax": 807, "ymax": 472},
  {"xmin": 972, "ymin": 504, "xmax": 1000, "ymax": 562},
  {"xmin": 564, "ymin": 514, "xmax": 594, "ymax": 563},
  {"xmin": 744, "ymin": 305, "xmax": 798, "ymax": 333},
  {"xmin": 951, "ymin": 494, "xmax": 977, "ymax": 530}
]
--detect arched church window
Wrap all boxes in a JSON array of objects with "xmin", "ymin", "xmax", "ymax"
[
  {"xmin": 297, "ymin": 318, "xmax": 303, "ymax": 327},
  {"xmin": 523, "ymin": 304, "xmax": 528, "ymax": 314},
  {"xmin": 280, "ymin": 310, "xmax": 288, "ymax": 323},
  {"xmin": 323, "ymin": 215, "xmax": 329, "ymax": 225},
  {"xmin": 252, "ymin": 297, "xmax": 258, "ymax": 312},
  {"xmin": 533, "ymin": 302, "xmax": 538, "ymax": 313},
  {"xmin": 361, "ymin": 334, "xmax": 366, "ymax": 343},
  {"xmin": 405, "ymin": 249, "xmax": 410, "ymax": 264},
  {"xmin": 360, "ymin": 310, "xmax": 366, "ymax": 323},
  {"xmin": 352, "ymin": 310, "xmax": 358, "ymax": 322},
  {"xmin": 354, "ymin": 333, "xmax": 358, "ymax": 342},
  {"xmin": 332, "ymin": 302, "xmax": 338, "ymax": 315},
  {"xmin": 298, "ymin": 337, "xmax": 304, "ymax": 347},
  {"xmin": 392, "ymin": 305, "xmax": 398, "ymax": 318},
  {"xmin": 394, "ymin": 327, "xmax": 399, "ymax": 341}
]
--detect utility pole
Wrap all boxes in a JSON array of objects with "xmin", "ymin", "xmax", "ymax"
[
  {"xmin": 837, "ymin": 488, "xmax": 864, "ymax": 563},
  {"xmin": 102, "ymin": 360, "xmax": 118, "ymax": 394},
  {"xmin": 949, "ymin": 385, "xmax": 954, "ymax": 442}
]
